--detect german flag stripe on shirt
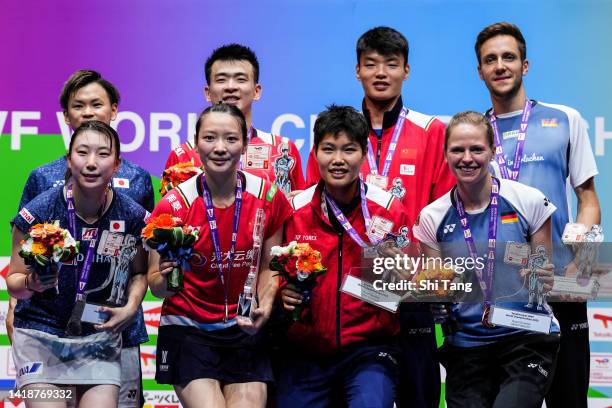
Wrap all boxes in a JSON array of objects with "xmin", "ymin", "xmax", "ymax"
[{"xmin": 501, "ymin": 211, "xmax": 519, "ymax": 224}]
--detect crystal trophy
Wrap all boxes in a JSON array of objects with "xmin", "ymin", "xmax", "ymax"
[{"xmin": 237, "ymin": 208, "xmax": 266, "ymax": 322}]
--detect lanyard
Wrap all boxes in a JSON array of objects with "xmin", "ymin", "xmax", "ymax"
[
  {"xmin": 488, "ymin": 99, "xmax": 533, "ymax": 181},
  {"xmin": 66, "ymin": 184, "xmax": 107, "ymax": 302},
  {"xmin": 239, "ymin": 127, "xmax": 256, "ymax": 170},
  {"xmin": 201, "ymin": 173, "xmax": 242, "ymax": 322},
  {"xmin": 324, "ymin": 179, "xmax": 378, "ymax": 248},
  {"xmin": 454, "ymin": 177, "xmax": 500, "ymax": 304},
  {"xmin": 366, "ymin": 107, "xmax": 407, "ymax": 176},
  {"xmin": 247, "ymin": 127, "xmax": 255, "ymax": 144}
]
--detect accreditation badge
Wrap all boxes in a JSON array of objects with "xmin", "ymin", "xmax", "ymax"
[
  {"xmin": 503, "ymin": 242, "xmax": 530, "ymax": 266},
  {"xmin": 368, "ymin": 216, "xmax": 394, "ymax": 242},
  {"xmin": 97, "ymin": 230, "xmax": 124, "ymax": 257},
  {"xmin": 366, "ymin": 174, "xmax": 388, "ymax": 190},
  {"xmin": 244, "ymin": 145, "xmax": 271, "ymax": 169},
  {"xmin": 562, "ymin": 223, "xmax": 588, "ymax": 244}
]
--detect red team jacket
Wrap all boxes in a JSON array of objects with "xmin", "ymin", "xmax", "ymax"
[
  {"xmin": 150, "ymin": 171, "xmax": 292, "ymax": 327},
  {"xmin": 284, "ymin": 181, "xmax": 412, "ymax": 355},
  {"xmin": 165, "ymin": 128, "xmax": 306, "ymax": 194},
  {"xmin": 306, "ymin": 98, "xmax": 455, "ymax": 223}
]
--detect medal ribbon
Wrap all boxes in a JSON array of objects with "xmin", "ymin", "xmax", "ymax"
[
  {"xmin": 324, "ymin": 179, "xmax": 378, "ymax": 248},
  {"xmin": 454, "ymin": 177, "xmax": 500, "ymax": 305},
  {"xmin": 201, "ymin": 173, "xmax": 242, "ymax": 319},
  {"xmin": 488, "ymin": 99, "xmax": 533, "ymax": 181},
  {"xmin": 366, "ymin": 107, "xmax": 408, "ymax": 176},
  {"xmin": 66, "ymin": 183, "xmax": 106, "ymax": 302}
]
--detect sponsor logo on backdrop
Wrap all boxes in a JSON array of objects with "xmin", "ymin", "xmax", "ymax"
[
  {"xmin": 591, "ymin": 353, "xmax": 612, "ymax": 386},
  {"xmin": 0, "ymin": 302, "xmax": 8, "ymax": 335},
  {"xmin": 140, "ymin": 346, "xmax": 157, "ymax": 379},
  {"xmin": 143, "ymin": 391, "xmax": 181, "ymax": 408},
  {"xmin": 588, "ymin": 308, "xmax": 612, "ymax": 340},
  {"xmin": 144, "ymin": 306, "xmax": 162, "ymax": 329},
  {"xmin": 6, "ymin": 348, "xmax": 16, "ymax": 377},
  {"xmin": 0, "ymin": 399, "xmax": 26, "ymax": 408}
]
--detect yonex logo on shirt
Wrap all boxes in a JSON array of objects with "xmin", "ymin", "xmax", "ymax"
[{"xmin": 443, "ymin": 224, "xmax": 456, "ymax": 234}]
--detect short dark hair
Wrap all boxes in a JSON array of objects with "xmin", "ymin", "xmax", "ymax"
[
  {"xmin": 475, "ymin": 22, "xmax": 527, "ymax": 63},
  {"xmin": 66, "ymin": 120, "xmax": 121, "ymax": 181},
  {"xmin": 194, "ymin": 103, "xmax": 248, "ymax": 145},
  {"xmin": 60, "ymin": 70, "xmax": 120, "ymax": 111},
  {"xmin": 356, "ymin": 26, "xmax": 409, "ymax": 65},
  {"xmin": 444, "ymin": 111, "xmax": 494, "ymax": 151},
  {"xmin": 313, "ymin": 105, "xmax": 369, "ymax": 151},
  {"xmin": 205, "ymin": 44, "xmax": 260, "ymax": 84}
]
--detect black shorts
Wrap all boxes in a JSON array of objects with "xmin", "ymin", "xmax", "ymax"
[
  {"xmin": 155, "ymin": 325, "xmax": 273, "ymax": 386},
  {"xmin": 545, "ymin": 302, "xmax": 590, "ymax": 408},
  {"xmin": 397, "ymin": 304, "xmax": 441, "ymax": 408},
  {"xmin": 439, "ymin": 333, "xmax": 560, "ymax": 408}
]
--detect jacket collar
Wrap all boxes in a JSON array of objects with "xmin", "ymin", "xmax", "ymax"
[{"xmin": 362, "ymin": 96, "xmax": 404, "ymax": 131}]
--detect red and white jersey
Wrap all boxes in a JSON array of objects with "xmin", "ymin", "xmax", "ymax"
[
  {"xmin": 150, "ymin": 171, "xmax": 292, "ymax": 329},
  {"xmin": 284, "ymin": 182, "xmax": 412, "ymax": 355},
  {"xmin": 306, "ymin": 97, "xmax": 455, "ymax": 225},
  {"xmin": 164, "ymin": 128, "xmax": 306, "ymax": 194}
]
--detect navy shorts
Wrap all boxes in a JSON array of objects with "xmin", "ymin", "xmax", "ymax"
[
  {"xmin": 155, "ymin": 325, "xmax": 273, "ymax": 386},
  {"xmin": 275, "ymin": 343, "xmax": 400, "ymax": 408}
]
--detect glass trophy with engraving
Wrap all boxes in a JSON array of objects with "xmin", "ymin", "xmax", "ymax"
[
  {"xmin": 551, "ymin": 223, "xmax": 604, "ymax": 299},
  {"xmin": 487, "ymin": 245, "xmax": 553, "ymax": 334},
  {"xmin": 237, "ymin": 208, "xmax": 266, "ymax": 323}
]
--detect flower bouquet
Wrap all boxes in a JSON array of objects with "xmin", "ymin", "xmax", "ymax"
[
  {"xmin": 270, "ymin": 241, "xmax": 327, "ymax": 321},
  {"xmin": 19, "ymin": 221, "xmax": 79, "ymax": 296},
  {"xmin": 142, "ymin": 214, "xmax": 199, "ymax": 292},
  {"xmin": 160, "ymin": 161, "xmax": 201, "ymax": 197}
]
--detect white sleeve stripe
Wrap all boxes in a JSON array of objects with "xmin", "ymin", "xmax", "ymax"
[{"xmin": 530, "ymin": 203, "xmax": 557, "ymax": 235}]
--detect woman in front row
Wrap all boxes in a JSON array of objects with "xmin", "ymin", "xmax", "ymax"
[
  {"xmin": 413, "ymin": 111, "xmax": 560, "ymax": 408},
  {"xmin": 279, "ymin": 105, "xmax": 411, "ymax": 407},
  {"xmin": 147, "ymin": 104, "xmax": 292, "ymax": 408},
  {"xmin": 8, "ymin": 120, "xmax": 148, "ymax": 407}
]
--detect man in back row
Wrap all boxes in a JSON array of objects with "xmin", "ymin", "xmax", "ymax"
[
  {"xmin": 307, "ymin": 26, "xmax": 455, "ymax": 408},
  {"xmin": 165, "ymin": 44, "xmax": 305, "ymax": 195},
  {"xmin": 475, "ymin": 22, "xmax": 600, "ymax": 408}
]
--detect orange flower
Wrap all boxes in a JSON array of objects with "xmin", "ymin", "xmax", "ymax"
[
  {"xmin": 31, "ymin": 241, "xmax": 48, "ymax": 256},
  {"xmin": 160, "ymin": 161, "xmax": 200, "ymax": 196},
  {"xmin": 294, "ymin": 243, "xmax": 325, "ymax": 274},
  {"xmin": 142, "ymin": 213, "xmax": 184, "ymax": 239}
]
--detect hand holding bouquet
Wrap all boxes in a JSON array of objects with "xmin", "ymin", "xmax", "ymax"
[
  {"xmin": 271, "ymin": 241, "xmax": 327, "ymax": 321},
  {"xmin": 142, "ymin": 214, "xmax": 199, "ymax": 292},
  {"xmin": 160, "ymin": 161, "xmax": 201, "ymax": 196},
  {"xmin": 19, "ymin": 221, "xmax": 79, "ymax": 294}
]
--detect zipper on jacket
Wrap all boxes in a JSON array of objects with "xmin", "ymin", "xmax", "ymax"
[{"xmin": 336, "ymin": 231, "xmax": 343, "ymax": 352}]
